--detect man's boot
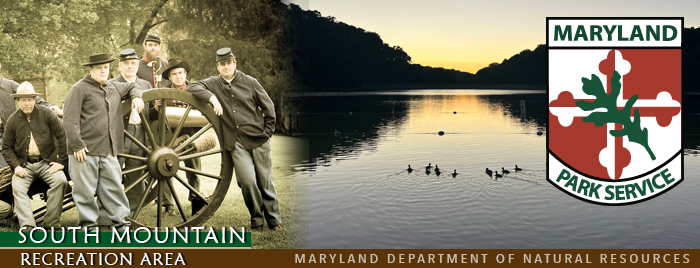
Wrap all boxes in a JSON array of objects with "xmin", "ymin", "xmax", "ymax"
[{"xmin": 190, "ymin": 193, "xmax": 206, "ymax": 216}]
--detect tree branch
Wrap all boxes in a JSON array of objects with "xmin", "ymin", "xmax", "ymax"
[
  {"xmin": 151, "ymin": 19, "xmax": 170, "ymax": 28},
  {"xmin": 135, "ymin": 0, "xmax": 170, "ymax": 45}
]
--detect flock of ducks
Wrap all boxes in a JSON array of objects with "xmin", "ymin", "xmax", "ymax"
[
  {"xmin": 406, "ymin": 163, "xmax": 523, "ymax": 179},
  {"xmin": 485, "ymin": 165, "xmax": 522, "ymax": 178}
]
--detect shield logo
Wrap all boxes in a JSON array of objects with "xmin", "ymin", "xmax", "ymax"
[{"xmin": 547, "ymin": 18, "xmax": 683, "ymax": 205}]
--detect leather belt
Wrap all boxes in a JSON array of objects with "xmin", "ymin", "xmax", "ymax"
[{"xmin": 26, "ymin": 156, "xmax": 42, "ymax": 164}]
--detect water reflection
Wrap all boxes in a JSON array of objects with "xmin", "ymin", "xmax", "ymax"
[{"xmin": 297, "ymin": 90, "xmax": 547, "ymax": 173}]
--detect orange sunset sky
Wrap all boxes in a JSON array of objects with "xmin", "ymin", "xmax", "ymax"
[{"xmin": 283, "ymin": 0, "xmax": 700, "ymax": 74}]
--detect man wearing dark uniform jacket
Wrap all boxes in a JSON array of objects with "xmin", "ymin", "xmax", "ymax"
[
  {"xmin": 187, "ymin": 48, "xmax": 281, "ymax": 232},
  {"xmin": 137, "ymin": 34, "xmax": 170, "ymax": 88},
  {"xmin": 63, "ymin": 53, "xmax": 144, "ymax": 232},
  {"xmin": 0, "ymin": 62, "xmax": 62, "ymax": 168},
  {"xmin": 2, "ymin": 82, "xmax": 68, "ymax": 231}
]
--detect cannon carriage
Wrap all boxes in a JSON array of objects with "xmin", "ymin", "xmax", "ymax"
[{"xmin": 0, "ymin": 88, "xmax": 233, "ymax": 229}]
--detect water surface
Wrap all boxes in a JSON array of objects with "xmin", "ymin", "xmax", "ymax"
[{"xmin": 294, "ymin": 89, "xmax": 699, "ymax": 249}]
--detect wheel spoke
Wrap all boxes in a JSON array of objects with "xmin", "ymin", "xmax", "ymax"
[
  {"xmin": 159, "ymin": 99, "xmax": 167, "ymax": 147},
  {"xmin": 117, "ymin": 153, "xmax": 147, "ymax": 163},
  {"xmin": 173, "ymin": 174, "xmax": 209, "ymax": 205},
  {"xmin": 131, "ymin": 176, "xmax": 157, "ymax": 221},
  {"xmin": 179, "ymin": 148, "xmax": 222, "ymax": 160},
  {"xmin": 122, "ymin": 164, "xmax": 147, "ymax": 175},
  {"xmin": 124, "ymin": 130, "xmax": 152, "ymax": 155},
  {"xmin": 165, "ymin": 177, "xmax": 188, "ymax": 222},
  {"xmin": 139, "ymin": 111, "xmax": 158, "ymax": 149},
  {"xmin": 124, "ymin": 172, "xmax": 150, "ymax": 194},
  {"xmin": 168, "ymin": 105, "xmax": 192, "ymax": 148},
  {"xmin": 157, "ymin": 177, "xmax": 163, "ymax": 228},
  {"xmin": 174, "ymin": 123, "xmax": 213, "ymax": 152},
  {"xmin": 179, "ymin": 164, "xmax": 221, "ymax": 180},
  {"xmin": 179, "ymin": 147, "xmax": 196, "ymax": 156}
]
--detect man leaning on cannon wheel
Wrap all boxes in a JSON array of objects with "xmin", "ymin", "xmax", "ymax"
[
  {"xmin": 63, "ymin": 53, "xmax": 144, "ymax": 232},
  {"xmin": 187, "ymin": 48, "xmax": 281, "ymax": 232},
  {"xmin": 1, "ymin": 82, "xmax": 68, "ymax": 231}
]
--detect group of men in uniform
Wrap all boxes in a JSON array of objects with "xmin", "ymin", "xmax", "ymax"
[{"xmin": 0, "ymin": 34, "xmax": 282, "ymax": 232}]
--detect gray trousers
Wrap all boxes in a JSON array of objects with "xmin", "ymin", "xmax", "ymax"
[
  {"xmin": 231, "ymin": 138, "xmax": 281, "ymax": 228},
  {"xmin": 12, "ymin": 161, "xmax": 67, "ymax": 227},
  {"xmin": 69, "ymin": 154, "xmax": 130, "ymax": 229},
  {"xmin": 98, "ymin": 124, "xmax": 146, "ymax": 225},
  {"xmin": 0, "ymin": 200, "xmax": 11, "ymax": 219},
  {"xmin": 0, "ymin": 136, "xmax": 8, "ymax": 168}
]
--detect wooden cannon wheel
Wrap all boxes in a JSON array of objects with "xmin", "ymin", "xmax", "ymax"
[{"xmin": 120, "ymin": 88, "xmax": 233, "ymax": 228}]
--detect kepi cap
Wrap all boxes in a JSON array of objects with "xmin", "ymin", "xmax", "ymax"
[
  {"xmin": 145, "ymin": 34, "xmax": 162, "ymax": 44},
  {"xmin": 216, "ymin": 47, "xmax": 236, "ymax": 62},
  {"xmin": 119, "ymin": 48, "xmax": 138, "ymax": 61}
]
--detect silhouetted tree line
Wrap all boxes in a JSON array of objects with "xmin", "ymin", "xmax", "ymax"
[{"xmin": 286, "ymin": 4, "xmax": 700, "ymax": 91}]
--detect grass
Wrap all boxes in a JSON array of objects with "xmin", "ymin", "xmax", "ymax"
[{"xmin": 0, "ymin": 135, "xmax": 309, "ymax": 249}]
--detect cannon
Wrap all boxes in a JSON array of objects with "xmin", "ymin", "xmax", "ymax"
[{"xmin": 0, "ymin": 88, "xmax": 233, "ymax": 229}]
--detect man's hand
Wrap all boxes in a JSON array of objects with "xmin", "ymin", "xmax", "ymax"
[
  {"xmin": 154, "ymin": 99, "xmax": 163, "ymax": 111},
  {"xmin": 50, "ymin": 106, "xmax": 63, "ymax": 117},
  {"xmin": 48, "ymin": 162, "xmax": 64, "ymax": 174},
  {"xmin": 74, "ymin": 147, "xmax": 89, "ymax": 163},
  {"xmin": 210, "ymin": 95, "xmax": 223, "ymax": 116},
  {"xmin": 14, "ymin": 166, "xmax": 27, "ymax": 177},
  {"xmin": 132, "ymin": 98, "xmax": 145, "ymax": 113}
]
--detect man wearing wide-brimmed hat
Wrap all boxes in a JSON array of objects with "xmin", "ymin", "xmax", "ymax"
[
  {"xmin": 158, "ymin": 58, "xmax": 203, "ymax": 216},
  {"xmin": 1, "ymin": 82, "xmax": 68, "ymax": 231},
  {"xmin": 188, "ymin": 48, "xmax": 281, "ymax": 232},
  {"xmin": 137, "ymin": 34, "xmax": 170, "ymax": 88},
  {"xmin": 63, "ymin": 53, "xmax": 144, "ymax": 232},
  {"xmin": 0, "ymin": 62, "xmax": 62, "ymax": 168}
]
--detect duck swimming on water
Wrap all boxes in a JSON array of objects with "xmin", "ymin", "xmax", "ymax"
[
  {"xmin": 501, "ymin": 167, "xmax": 510, "ymax": 174},
  {"xmin": 485, "ymin": 168, "xmax": 493, "ymax": 177},
  {"xmin": 452, "ymin": 169, "xmax": 458, "ymax": 177},
  {"xmin": 515, "ymin": 165, "xmax": 522, "ymax": 172},
  {"xmin": 494, "ymin": 171, "xmax": 502, "ymax": 178},
  {"xmin": 426, "ymin": 163, "xmax": 432, "ymax": 170},
  {"xmin": 407, "ymin": 165, "xmax": 413, "ymax": 173},
  {"xmin": 434, "ymin": 165, "xmax": 440, "ymax": 173}
]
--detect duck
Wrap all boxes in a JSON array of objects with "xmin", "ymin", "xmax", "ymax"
[
  {"xmin": 434, "ymin": 165, "xmax": 440, "ymax": 173},
  {"xmin": 485, "ymin": 168, "xmax": 493, "ymax": 177},
  {"xmin": 501, "ymin": 167, "xmax": 510, "ymax": 174},
  {"xmin": 515, "ymin": 165, "xmax": 522, "ymax": 172},
  {"xmin": 452, "ymin": 169, "xmax": 458, "ymax": 177},
  {"xmin": 438, "ymin": 131, "xmax": 445, "ymax": 136},
  {"xmin": 426, "ymin": 163, "xmax": 432, "ymax": 170},
  {"xmin": 407, "ymin": 165, "xmax": 413, "ymax": 173},
  {"xmin": 435, "ymin": 169, "xmax": 442, "ymax": 176},
  {"xmin": 494, "ymin": 171, "xmax": 502, "ymax": 178},
  {"xmin": 425, "ymin": 169, "xmax": 431, "ymax": 175}
]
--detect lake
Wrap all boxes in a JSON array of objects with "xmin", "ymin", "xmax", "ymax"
[{"xmin": 292, "ymin": 89, "xmax": 700, "ymax": 249}]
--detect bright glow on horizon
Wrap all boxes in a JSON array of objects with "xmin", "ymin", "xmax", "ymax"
[{"xmin": 284, "ymin": 0, "xmax": 700, "ymax": 73}]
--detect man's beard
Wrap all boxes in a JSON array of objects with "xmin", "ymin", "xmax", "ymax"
[{"xmin": 146, "ymin": 50, "xmax": 160, "ymax": 61}]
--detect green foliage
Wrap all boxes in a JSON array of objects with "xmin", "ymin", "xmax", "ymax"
[
  {"xmin": 575, "ymin": 71, "xmax": 656, "ymax": 160},
  {"xmin": 0, "ymin": 0, "xmax": 296, "ymax": 133}
]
